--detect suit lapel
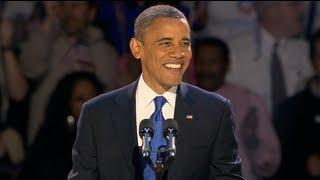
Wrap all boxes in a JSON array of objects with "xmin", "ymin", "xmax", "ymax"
[
  {"xmin": 112, "ymin": 80, "xmax": 139, "ymax": 178},
  {"xmin": 169, "ymin": 82, "xmax": 196, "ymax": 178},
  {"xmin": 174, "ymin": 82, "xmax": 193, "ymax": 146}
]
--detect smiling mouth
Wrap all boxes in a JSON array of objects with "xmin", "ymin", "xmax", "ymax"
[{"xmin": 164, "ymin": 63, "xmax": 182, "ymax": 70}]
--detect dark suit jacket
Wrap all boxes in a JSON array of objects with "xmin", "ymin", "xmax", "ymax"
[
  {"xmin": 272, "ymin": 77, "xmax": 320, "ymax": 180},
  {"xmin": 68, "ymin": 80, "xmax": 243, "ymax": 180}
]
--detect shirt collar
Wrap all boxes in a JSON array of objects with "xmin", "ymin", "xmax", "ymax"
[
  {"xmin": 136, "ymin": 74, "xmax": 177, "ymax": 108},
  {"xmin": 261, "ymin": 27, "xmax": 287, "ymax": 52},
  {"xmin": 261, "ymin": 27, "xmax": 275, "ymax": 47}
]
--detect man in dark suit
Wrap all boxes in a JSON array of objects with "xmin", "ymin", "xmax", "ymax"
[{"xmin": 68, "ymin": 5, "xmax": 243, "ymax": 180}]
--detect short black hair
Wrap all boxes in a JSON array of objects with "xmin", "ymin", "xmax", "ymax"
[
  {"xmin": 310, "ymin": 29, "xmax": 320, "ymax": 63},
  {"xmin": 134, "ymin": 4, "xmax": 187, "ymax": 40},
  {"xmin": 193, "ymin": 37, "xmax": 230, "ymax": 64}
]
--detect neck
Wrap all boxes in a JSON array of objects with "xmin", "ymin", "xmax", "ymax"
[
  {"xmin": 142, "ymin": 74, "xmax": 170, "ymax": 95},
  {"xmin": 261, "ymin": 22, "xmax": 284, "ymax": 40}
]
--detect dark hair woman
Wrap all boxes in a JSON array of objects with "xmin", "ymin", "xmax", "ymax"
[{"xmin": 19, "ymin": 71, "xmax": 104, "ymax": 180}]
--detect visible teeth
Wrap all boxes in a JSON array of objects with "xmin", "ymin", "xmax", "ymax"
[{"xmin": 164, "ymin": 64, "xmax": 181, "ymax": 69}]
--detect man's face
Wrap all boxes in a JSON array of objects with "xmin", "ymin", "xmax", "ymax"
[
  {"xmin": 278, "ymin": 2, "xmax": 305, "ymax": 37},
  {"xmin": 195, "ymin": 45, "xmax": 228, "ymax": 91},
  {"xmin": 60, "ymin": 1, "xmax": 93, "ymax": 35},
  {"xmin": 132, "ymin": 17, "xmax": 192, "ymax": 93}
]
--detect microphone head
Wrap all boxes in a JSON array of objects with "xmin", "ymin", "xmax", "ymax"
[
  {"xmin": 163, "ymin": 118, "xmax": 179, "ymax": 136},
  {"xmin": 139, "ymin": 119, "xmax": 154, "ymax": 138}
]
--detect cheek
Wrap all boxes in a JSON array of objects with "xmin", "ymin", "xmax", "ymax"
[{"xmin": 147, "ymin": 51, "xmax": 165, "ymax": 71}]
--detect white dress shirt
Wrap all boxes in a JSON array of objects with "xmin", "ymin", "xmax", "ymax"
[
  {"xmin": 135, "ymin": 75, "xmax": 177, "ymax": 146},
  {"xmin": 227, "ymin": 27, "xmax": 313, "ymax": 113}
]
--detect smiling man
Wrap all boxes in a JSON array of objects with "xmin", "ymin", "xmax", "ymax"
[{"xmin": 68, "ymin": 5, "xmax": 243, "ymax": 180}]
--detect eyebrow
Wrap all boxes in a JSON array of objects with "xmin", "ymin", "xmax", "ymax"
[
  {"xmin": 181, "ymin": 38, "xmax": 191, "ymax": 42},
  {"xmin": 156, "ymin": 37, "xmax": 173, "ymax": 43},
  {"xmin": 156, "ymin": 37, "xmax": 191, "ymax": 43}
]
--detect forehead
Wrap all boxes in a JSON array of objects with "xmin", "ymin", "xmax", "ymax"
[
  {"xmin": 196, "ymin": 45, "xmax": 222, "ymax": 61},
  {"xmin": 200, "ymin": 44, "xmax": 220, "ymax": 52},
  {"xmin": 142, "ymin": 17, "xmax": 190, "ymax": 39}
]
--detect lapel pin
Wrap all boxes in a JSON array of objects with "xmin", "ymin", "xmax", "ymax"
[{"xmin": 186, "ymin": 115, "xmax": 193, "ymax": 120}]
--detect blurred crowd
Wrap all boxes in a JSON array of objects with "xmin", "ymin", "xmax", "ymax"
[{"xmin": 0, "ymin": 1, "xmax": 319, "ymax": 180}]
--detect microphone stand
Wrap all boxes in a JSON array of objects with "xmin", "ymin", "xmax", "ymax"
[
  {"xmin": 155, "ymin": 146, "xmax": 167, "ymax": 180},
  {"xmin": 155, "ymin": 146, "xmax": 176, "ymax": 180},
  {"xmin": 141, "ymin": 145, "xmax": 175, "ymax": 180}
]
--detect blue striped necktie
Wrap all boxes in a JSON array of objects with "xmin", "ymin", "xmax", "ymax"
[{"xmin": 143, "ymin": 96, "xmax": 167, "ymax": 180}]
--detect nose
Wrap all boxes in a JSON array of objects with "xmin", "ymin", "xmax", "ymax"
[{"xmin": 171, "ymin": 45, "xmax": 186, "ymax": 59}]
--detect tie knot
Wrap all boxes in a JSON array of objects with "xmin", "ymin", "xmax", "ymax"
[{"xmin": 154, "ymin": 96, "xmax": 166, "ymax": 111}]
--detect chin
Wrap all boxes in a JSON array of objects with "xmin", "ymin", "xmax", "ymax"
[{"xmin": 164, "ymin": 79, "xmax": 181, "ymax": 88}]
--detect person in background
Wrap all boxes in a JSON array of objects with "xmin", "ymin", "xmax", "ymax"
[
  {"xmin": 227, "ymin": 1, "xmax": 313, "ymax": 116},
  {"xmin": 114, "ymin": 53, "xmax": 141, "ymax": 88},
  {"xmin": 0, "ymin": 14, "xmax": 30, "ymax": 180},
  {"xmin": 194, "ymin": 37, "xmax": 281, "ymax": 180},
  {"xmin": 19, "ymin": 71, "xmax": 103, "ymax": 180},
  {"xmin": 19, "ymin": 1, "xmax": 118, "ymax": 146},
  {"xmin": 273, "ymin": 29, "xmax": 320, "ymax": 180}
]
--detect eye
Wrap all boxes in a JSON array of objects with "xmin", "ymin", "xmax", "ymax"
[
  {"xmin": 181, "ymin": 41, "xmax": 191, "ymax": 48},
  {"xmin": 159, "ymin": 41, "xmax": 172, "ymax": 47}
]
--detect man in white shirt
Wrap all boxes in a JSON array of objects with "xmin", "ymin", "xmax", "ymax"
[
  {"xmin": 68, "ymin": 4, "xmax": 243, "ymax": 180},
  {"xmin": 227, "ymin": 1, "xmax": 313, "ymax": 114}
]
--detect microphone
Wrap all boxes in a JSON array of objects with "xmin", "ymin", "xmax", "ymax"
[
  {"xmin": 139, "ymin": 119, "xmax": 154, "ymax": 159},
  {"xmin": 163, "ymin": 119, "xmax": 179, "ymax": 157}
]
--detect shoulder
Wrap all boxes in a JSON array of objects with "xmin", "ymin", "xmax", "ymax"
[
  {"xmin": 229, "ymin": 83, "xmax": 266, "ymax": 103},
  {"xmin": 275, "ymin": 89, "xmax": 308, "ymax": 122},
  {"xmin": 286, "ymin": 38, "xmax": 308, "ymax": 50},
  {"xmin": 84, "ymin": 82, "xmax": 133, "ymax": 110},
  {"xmin": 227, "ymin": 30, "xmax": 254, "ymax": 48},
  {"xmin": 182, "ymin": 82, "xmax": 230, "ymax": 109},
  {"xmin": 280, "ymin": 89, "xmax": 306, "ymax": 109}
]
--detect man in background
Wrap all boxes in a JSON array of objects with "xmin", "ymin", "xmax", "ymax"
[{"xmin": 194, "ymin": 37, "xmax": 280, "ymax": 180}]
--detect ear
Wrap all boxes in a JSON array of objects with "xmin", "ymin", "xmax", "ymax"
[{"xmin": 129, "ymin": 38, "xmax": 143, "ymax": 60}]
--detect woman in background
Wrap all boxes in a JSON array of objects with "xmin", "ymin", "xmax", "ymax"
[{"xmin": 19, "ymin": 71, "xmax": 104, "ymax": 180}]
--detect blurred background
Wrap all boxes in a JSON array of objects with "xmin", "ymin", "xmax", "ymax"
[{"xmin": 0, "ymin": 1, "xmax": 319, "ymax": 180}]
